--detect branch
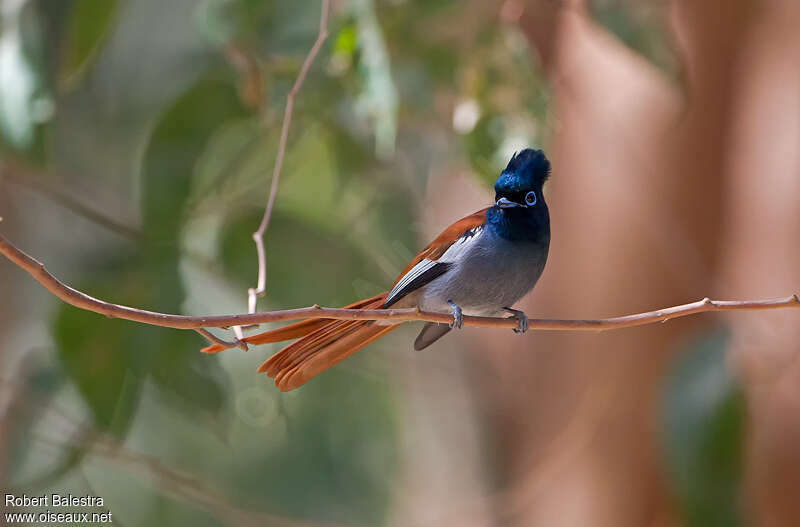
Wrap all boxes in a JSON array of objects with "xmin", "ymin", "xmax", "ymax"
[
  {"xmin": 2, "ymin": 231, "xmax": 799, "ymax": 348},
  {"xmin": 247, "ymin": 0, "xmax": 331, "ymax": 313}
]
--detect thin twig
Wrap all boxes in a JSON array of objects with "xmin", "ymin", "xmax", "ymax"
[
  {"xmin": 0, "ymin": 161, "xmax": 141, "ymax": 240},
  {"xmin": 2, "ymin": 231, "xmax": 799, "ymax": 347},
  {"xmin": 195, "ymin": 328, "xmax": 248, "ymax": 351},
  {"xmin": 246, "ymin": 0, "xmax": 331, "ymax": 313}
]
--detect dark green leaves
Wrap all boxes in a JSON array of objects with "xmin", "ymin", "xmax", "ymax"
[
  {"xmin": 141, "ymin": 80, "xmax": 246, "ymax": 244},
  {"xmin": 53, "ymin": 260, "xmax": 147, "ymax": 436}
]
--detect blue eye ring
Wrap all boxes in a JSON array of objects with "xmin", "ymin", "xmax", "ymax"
[{"xmin": 525, "ymin": 190, "xmax": 537, "ymax": 206}]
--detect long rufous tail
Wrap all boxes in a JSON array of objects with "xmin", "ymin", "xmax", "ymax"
[{"xmin": 201, "ymin": 292, "xmax": 397, "ymax": 391}]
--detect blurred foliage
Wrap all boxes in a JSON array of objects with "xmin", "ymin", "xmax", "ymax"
[
  {"xmin": 5, "ymin": 0, "xmax": 414, "ymax": 523},
  {"xmin": 51, "ymin": 80, "xmax": 242, "ymax": 439},
  {"xmin": 349, "ymin": 0, "xmax": 397, "ymax": 159},
  {"xmin": 0, "ymin": 0, "xmax": 731, "ymax": 525},
  {"xmin": 0, "ymin": 0, "xmax": 50, "ymax": 154},
  {"xmin": 53, "ymin": 261, "xmax": 147, "ymax": 435},
  {"xmin": 230, "ymin": 374, "xmax": 397, "ymax": 525},
  {"xmin": 58, "ymin": 0, "xmax": 118, "ymax": 88},
  {"xmin": 662, "ymin": 328, "xmax": 745, "ymax": 527},
  {"xmin": 380, "ymin": 0, "xmax": 553, "ymax": 181}
]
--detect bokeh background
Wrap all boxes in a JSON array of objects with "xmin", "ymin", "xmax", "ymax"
[{"xmin": 1, "ymin": 0, "xmax": 799, "ymax": 525}]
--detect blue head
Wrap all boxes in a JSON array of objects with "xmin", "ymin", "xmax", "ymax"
[
  {"xmin": 493, "ymin": 148, "xmax": 550, "ymax": 209},
  {"xmin": 488, "ymin": 148, "xmax": 551, "ymax": 242}
]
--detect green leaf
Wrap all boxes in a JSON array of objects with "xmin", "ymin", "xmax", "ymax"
[
  {"xmin": 334, "ymin": 23, "xmax": 358, "ymax": 55},
  {"xmin": 148, "ymin": 329, "xmax": 227, "ymax": 418},
  {"xmin": 141, "ymin": 79, "xmax": 246, "ymax": 245},
  {"xmin": 59, "ymin": 0, "xmax": 119, "ymax": 88},
  {"xmin": 351, "ymin": 0, "xmax": 397, "ymax": 159},
  {"xmin": 199, "ymin": 0, "xmax": 319, "ymax": 55},
  {"xmin": 53, "ymin": 262, "xmax": 147, "ymax": 435},
  {"xmin": 662, "ymin": 328, "xmax": 745, "ymax": 527},
  {"xmin": 189, "ymin": 119, "xmax": 345, "ymax": 231}
]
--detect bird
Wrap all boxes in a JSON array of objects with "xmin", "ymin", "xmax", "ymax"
[{"xmin": 202, "ymin": 148, "xmax": 552, "ymax": 391}]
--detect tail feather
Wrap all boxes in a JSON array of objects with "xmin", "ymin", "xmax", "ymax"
[
  {"xmin": 261, "ymin": 292, "xmax": 395, "ymax": 390},
  {"xmin": 257, "ymin": 319, "xmax": 362, "ymax": 375},
  {"xmin": 200, "ymin": 319, "xmax": 327, "ymax": 354},
  {"xmin": 199, "ymin": 292, "xmax": 387, "ymax": 354},
  {"xmin": 201, "ymin": 292, "xmax": 396, "ymax": 390},
  {"xmin": 265, "ymin": 321, "xmax": 366, "ymax": 378},
  {"xmin": 273, "ymin": 323, "xmax": 397, "ymax": 391}
]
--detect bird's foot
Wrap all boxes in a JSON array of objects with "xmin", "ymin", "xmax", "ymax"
[
  {"xmin": 447, "ymin": 300, "xmax": 464, "ymax": 329},
  {"xmin": 504, "ymin": 307, "xmax": 529, "ymax": 334}
]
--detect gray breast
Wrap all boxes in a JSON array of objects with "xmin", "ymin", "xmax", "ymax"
[{"xmin": 418, "ymin": 227, "xmax": 548, "ymax": 316}]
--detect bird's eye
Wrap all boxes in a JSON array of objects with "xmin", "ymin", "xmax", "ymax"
[{"xmin": 525, "ymin": 190, "xmax": 537, "ymax": 206}]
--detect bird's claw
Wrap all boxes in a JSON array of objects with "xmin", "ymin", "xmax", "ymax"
[
  {"xmin": 447, "ymin": 301, "xmax": 463, "ymax": 329},
  {"xmin": 504, "ymin": 308, "xmax": 529, "ymax": 334}
]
